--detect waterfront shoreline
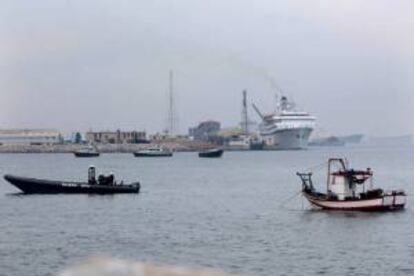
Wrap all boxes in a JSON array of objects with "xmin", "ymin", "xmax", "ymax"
[
  {"xmin": 0, "ymin": 143, "xmax": 310, "ymax": 153},
  {"xmin": 0, "ymin": 141, "xmax": 216, "ymax": 153}
]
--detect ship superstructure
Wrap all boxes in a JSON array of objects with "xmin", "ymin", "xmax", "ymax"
[{"xmin": 254, "ymin": 96, "xmax": 316, "ymax": 150}]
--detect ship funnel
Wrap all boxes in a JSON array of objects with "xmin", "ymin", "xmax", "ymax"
[{"xmin": 281, "ymin": 96, "xmax": 288, "ymax": 111}]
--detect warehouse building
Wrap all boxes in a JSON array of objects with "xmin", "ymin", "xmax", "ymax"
[
  {"xmin": 189, "ymin": 121, "xmax": 221, "ymax": 141},
  {"xmin": 86, "ymin": 130, "xmax": 147, "ymax": 144},
  {"xmin": 0, "ymin": 129, "xmax": 63, "ymax": 145}
]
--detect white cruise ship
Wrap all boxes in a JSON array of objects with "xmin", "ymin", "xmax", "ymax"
[{"xmin": 256, "ymin": 96, "xmax": 316, "ymax": 150}]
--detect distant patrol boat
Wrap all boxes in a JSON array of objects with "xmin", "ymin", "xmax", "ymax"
[
  {"xmin": 133, "ymin": 147, "xmax": 173, "ymax": 157},
  {"xmin": 73, "ymin": 145, "xmax": 100, "ymax": 157},
  {"xmin": 297, "ymin": 158, "xmax": 406, "ymax": 211}
]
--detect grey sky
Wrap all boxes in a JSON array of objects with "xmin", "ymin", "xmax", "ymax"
[{"xmin": 1, "ymin": 0, "xmax": 413, "ymax": 136}]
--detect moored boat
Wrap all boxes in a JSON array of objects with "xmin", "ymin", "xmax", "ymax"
[
  {"xmin": 133, "ymin": 147, "xmax": 173, "ymax": 157},
  {"xmin": 198, "ymin": 148, "xmax": 223, "ymax": 158},
  {"xmin": 297, "ymin": 158, "xmax": 406, "ymax": 211},
  {"xmin": 74, "ymin": 145, "xmax": 100, "ymax": 157},
  {"xmin": 253, "ymin": 96, "xmax": 316, "ymax": 150},
  {"xmin": 74, "ymin": 151, "xmax": 100, "ymax": 157},
  {"xmin": 4, "ymin": 166, "xmax": 140, "ymax": 194}
]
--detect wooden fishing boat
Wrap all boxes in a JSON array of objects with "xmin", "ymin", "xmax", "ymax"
[
  {"xmin": 4, "ymin": 167, "xmax": 140, "ymax": 194},
  {"xmin": 198, "ymin": 148, "xmax": 223, "ymax": 158},
  {"xmin": 297, "ymin": 158, "xmax": 406, "ymax": 211}
]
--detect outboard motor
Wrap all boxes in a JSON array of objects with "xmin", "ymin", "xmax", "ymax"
[{"xmin": 88, "ymin": 166, "xmax": 96, "ymax": 184}]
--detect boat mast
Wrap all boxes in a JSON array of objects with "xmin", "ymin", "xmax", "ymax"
[
  {"xmin": 327, "ymin": 158, "xmax": 347, "ymax": 193},
  {"xmin": 327, "ymin": 159, "xmax": 331, "ymax": 194}
]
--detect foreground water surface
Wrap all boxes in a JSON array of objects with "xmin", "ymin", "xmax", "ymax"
[{"xmin": 1, "ymin": 146, "xmax": 414, "ymax": 275}]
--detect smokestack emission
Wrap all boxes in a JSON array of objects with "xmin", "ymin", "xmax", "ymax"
[{"xmin": 241, "ymin": 90, "xmax": 249, "ymax": 135}]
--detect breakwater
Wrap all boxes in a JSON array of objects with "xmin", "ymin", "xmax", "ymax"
[{"xmin": 0, "ymin": 141, "xmax": 214, "ymax": 153}]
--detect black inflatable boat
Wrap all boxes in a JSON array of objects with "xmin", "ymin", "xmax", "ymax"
[{"xmin": 4, "ymin": 174, "xmax": 140, "ymax": 194}]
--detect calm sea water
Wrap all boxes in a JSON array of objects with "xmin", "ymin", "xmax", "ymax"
[{"xmin": 1, "ymin": 146, "xmax": 414, "ymax": 276}]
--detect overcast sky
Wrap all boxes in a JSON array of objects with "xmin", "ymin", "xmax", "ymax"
[{"xmin": 1, "ymin": 0, "xmax": 413, "ymax": 136}]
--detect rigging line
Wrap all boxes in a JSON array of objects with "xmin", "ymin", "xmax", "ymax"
[
  {"xmin": 304, "ymin": 161, "xmax": 328, "ymax": 173},
  {"xmin": 278, "ymin": 190, "xmax": 302, "ymax": 209},
  {"xmin": 301, "ymin": 193, "xmax": 304, "ymax": 210}
]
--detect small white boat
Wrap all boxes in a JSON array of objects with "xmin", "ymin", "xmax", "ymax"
[
  {"xmin": 74, "ymin": 145, "xmax": 100, "ymax": 157},
  {"xmin": 298, "ymin": 158, "xmax": 406, "ymax": 211},
  {"xmin": 133, "ymin": 147, "xmax": 173, "ymax": 157}
]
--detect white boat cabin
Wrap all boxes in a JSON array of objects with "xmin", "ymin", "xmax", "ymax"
[{"xmin": 327, "ymin": 159, "xmax": 373, "ymax": 200}]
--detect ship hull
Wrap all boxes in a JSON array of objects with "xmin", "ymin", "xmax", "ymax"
[
  {"xmin": 261, "ymin": 128, "xmax": 313, "ymax": 150},
  {"xmin": 133, "ymin": 152, "xmax": 173, "ymax": 157}
]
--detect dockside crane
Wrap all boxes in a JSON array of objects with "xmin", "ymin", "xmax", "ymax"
[{"xmin": 252, "ymin": 103, "xmax": 265, "ymax": 120}]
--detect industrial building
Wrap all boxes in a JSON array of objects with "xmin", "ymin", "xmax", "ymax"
[
  {"xmin": 0, "ymin": 129, "xmax": 63, "ymax": 145},
  {"xmin": 86, "ymin": 130, "xmax": 147, "ymax": 144},
  {"xmin": 189, "ymin": 121, "xmax": 221, "ymax": 141}
]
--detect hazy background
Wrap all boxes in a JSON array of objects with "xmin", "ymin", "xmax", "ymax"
[{"xmin": 1, "ymin": 0, "xmax": 413, "ymax": 135}]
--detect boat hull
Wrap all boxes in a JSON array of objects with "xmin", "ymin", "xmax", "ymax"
[
  {"xmin": 303, "ymin": 192, "xmax": 405, "ymax": 211},
  {"xmin": 74, "ymin": 152, "xmax": 100, "ymax": 157},
  {"xmin": 198, "ymin": 149, "xmax": 223, "ymax": 158},
  {"xmin": 249, "ymin": 142, "xmax": 264, "ymax": 150},
  {"xmin": 261, "ymin": 127, "xmax": 313, "ymax": 150},
  {"xmin": 133, "ymin": 152, "xmax": 173, "ymax": 157},
  {"xmin": 4, "ymin": 175, "xmax": 140, "ymax": 194}
]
